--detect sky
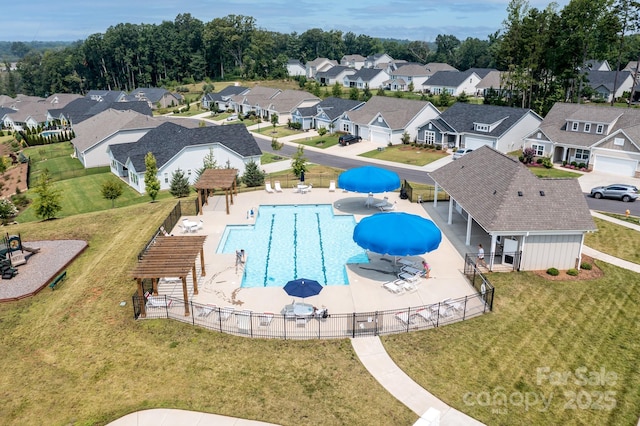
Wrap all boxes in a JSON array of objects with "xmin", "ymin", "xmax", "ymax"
[{"xmin": 1, "ymin": 0, "xmax": 570, "ymax": 43}]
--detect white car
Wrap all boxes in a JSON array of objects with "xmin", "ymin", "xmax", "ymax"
[
  {"xmin": 452, "ymin": 148, "xmax": 473, "ymax": 160},
  {"xmin": 226, "ymin": 115, "xmax": 238, "ymax": 121}
]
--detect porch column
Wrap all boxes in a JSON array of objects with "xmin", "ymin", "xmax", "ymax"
[
  {"xmin": 489, "ymin": 234, "xmax": 498, "ymax": 271},
  {"xmin": 181, "ymin": 277, "xmax": 190, "ymax": 317},
  {"xmin": 448, "ymin": 197, "xmax": 454, "ymax": 225},
  {"xmin": 465, "ymin": 213, "xmax": 473, "ymax": 246},
  {"xmin": 433, "ymin": 183, "xmax": 439, "ymax": 208}
]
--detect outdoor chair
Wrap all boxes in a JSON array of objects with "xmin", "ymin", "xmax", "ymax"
[
  {"xmin": 442, "ymin": 298, "xmax": 463, "ymax": 314},
  {"xmin": 398, "ymin": 272, "xmax": 420, "ymax": 283},
  {"xmin": 395, "ymin": 311, "xmax": 416, "ymax": 326},
  {"xmin": 215, "ymin": 306, "xmax": 234, "ymax": 322},
  {"xmin": 416, "ymin": 308, "xmax": 435, "ymax": 326},
  {"xmin": 265, "ymin": 182, "xmax": 275, "ymax": 193},
  {"xmin": 401, "ymin": 265, "xmax": 424, "ymax": 277},
  {"xmin": 146, "ymin": 296, "xmax": 172, "ymax": 309},
  {"xmin": 296, "ymin": 316, "xmax": 308, "ymax": 327},
  {"xmin": 259, "ymin": 312, "xmax": 274, "ymax": 326},
  {"xmin": 196, "ymin": 220, "xmax": 204, "ymax": 231},
  {"xmin": 197, "ymin": 304, "xmax": 216, "ymax": 318},
  {"xmin": 379, "ymin": 202, "xmax": 397, "ymax": 212},
  {"xmin": 328, "ymin": 180, "xmax": 336, "ymax": 192},
  {"xmin": 274, "ymin": 181, "xmax": 283, "ymax": 192},
  {"xmin": 236, "ymin": 310, "xmax": 252, "ymax": 334},
  {"xmin": 400, "ymin": 280, "xmax": 418, "ymax": 293},
  {"xmin": 382, "ymin": 280, "xmax": 404, "ymax": 294}
]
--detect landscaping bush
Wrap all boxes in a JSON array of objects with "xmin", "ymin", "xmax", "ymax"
[
  {"xmin": 542, "ymin": 157, "xmax": 553, "ymax": 169},
  {"xmin": 567, "ymin": 268, "xmax": 579, "ymax": 276},
  {"xmin": 519, "ymin": 155, "xmax": 525, "ymax": 163},
  {"xmin": 546, "ymin": 267, "xmax": 559, "ymax": 276},
  {"xmin": 435, "ymin": 145, "xmax": 442, "ymax": 150},
  {"xmin": 570, "ymin": 161, "xmax": 578, "ymax": 167},
  {"xmin": 562, "ymin": 160, "xmax": 567, "ymax": 166},
  {"xmin": 536, "ymin": 158, "xmax": 543, "ymax": 164},
  {"xmin": 578, "ymin": 163, "xmax": 586, "ymax": 169},
  {"xmin": 581, "ymin": 262, "xmax": 592, "ymax": 270}
]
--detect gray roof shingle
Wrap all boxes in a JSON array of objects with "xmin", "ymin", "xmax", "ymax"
[
  {"xmin": 428, "ymin": 146, "xmax": 596, "ymax": 233},
  {"xmin": 437, "ymin": 103, "xmax": 539, "ymax": 137},
  {"xmin": 110, "ymin": 122, "xmax": 261, "ymax": 171}
]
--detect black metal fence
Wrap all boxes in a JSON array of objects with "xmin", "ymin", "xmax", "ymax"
[
  {"xmin": 131, "ymin": 291, "xmax": 493, "ymax": 339},
  {"xmin": 136, "ymin": 201, "xmax": 183, "ymax": 260},
  {"xmin": 463, "ymin": 255, "xmax": 496, "ymax": 311}
]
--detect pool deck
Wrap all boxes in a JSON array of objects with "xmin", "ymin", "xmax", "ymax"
[{"xmin": 167, "ymin": 185, "xmax": 477, "ymax": 317}]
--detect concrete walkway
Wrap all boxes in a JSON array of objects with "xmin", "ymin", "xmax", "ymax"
[{"xmin": 108, "ymin": 120, "xmax": 639, "ymax": 426}]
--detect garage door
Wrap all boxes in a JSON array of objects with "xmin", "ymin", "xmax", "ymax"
[
  {"xmin": 464, "ymin": 137, "xmax": 492, "ymax": 150},
  {"xmin": 370, "ymin": 130, "xmax": 389, "ymax": 144},
  {"xmin": 593, "ymin": 155, "xmax": 637, "ymax": 177}
]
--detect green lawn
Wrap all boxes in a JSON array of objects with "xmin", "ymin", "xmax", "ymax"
[
  {"xmin": 383, "ymin": 262, "xmax": 640, "ymax": 425},
  {"xmin": 527, "ymin": 166, "xmax": 583, "ymax": 179},
  {"xmin": 252, "ymin": 126, "xmax": 302, "ymax": 138},
  {"xmin": 261, "ymin": 152, "xmax": 290, "ymax": 165},
  {"xmin": 291, "ymin": 133, "xmax": 341, "ymax": 149},
  {"xmin": 585, "ymin": 217, "xmax": 640, "ymax": 264},
  {"xmin": 360, "ymin": 144, "xmax": 448, "ymax": 166},
  {"xmin": 16, "ymin": 173, "xmax": 177, "ymax": 223}
]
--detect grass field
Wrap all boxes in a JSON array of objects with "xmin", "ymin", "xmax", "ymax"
[
  {"xmin": 0, "ymin": 201, "xmax": 415, "ymax": 426},
  {"xmin": 360, "ymin": 144, "xmax": 448, "ymax": 166},
  {"xmin": 585, "ymin": 218, "xmax": 640, "ymax": 264}
]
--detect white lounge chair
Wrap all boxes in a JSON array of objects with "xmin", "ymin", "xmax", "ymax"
[
  {"xmin": 215, "ymin": 306, "xmax": 234, "ymax": 321},
  {"xmin": 146, "ymin": 295, "xmax": 172, "ymax": 309},
  {"xmin": 379, "ymin": 202, "xmax": 397, "ymax": 212},
  {"xmin": 416, "ymin": 308, "xmax": 435, "ymax": 325},
  {"xmin": 196, "ymin": 220, "xmax": 204, "ymax": 231},
  {"xmin": 382, "ymin": 280, "xmax": 404, "ymax": 294},
  {"xmin": 296, "ymin": 316, "xmax": 308, "ymax": 327},
  {"xmin": 197, "ymin": 304, "xmax": 216, "ymax": 318},
  {"xmin": 395, "ymin": 311, "xmax": 416, "ymax": 325},
  {"xmin": 442, "ymin": 298, "xmax": 463, "ymax": 314},
  {"xmin": 259, "ymin": 312, "xmax": 274, "ymax": 326},
  {"xmin": 398, "ymin": 272, "xmax": 420, "ymax": 283},
  {"xmin": 265, "ymin": 182, "xmax": 275, "ymax": 193},
  {"xmin": 328, "ymin": 180, "xmax": 336, "ymax": 192},
  {"xmin": 402, "ymin": 265, "xmax": 425, "ymax": 277},
  {"xmin": 274, "ymin": 181, "xmax": 283, "ymax": 192},
  {"xmin": 236, "ymin": 310, "xmax": 252, "ymax": 334}
]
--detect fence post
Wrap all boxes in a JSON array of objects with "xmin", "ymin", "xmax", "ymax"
[{"xmin": 351, "ymin": 313, "xmax": 356, "ymax": 338}]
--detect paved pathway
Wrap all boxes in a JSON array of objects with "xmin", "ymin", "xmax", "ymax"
[{"xmin": 109, "ymin": 121, "xmax": 640, "ymax": 426}]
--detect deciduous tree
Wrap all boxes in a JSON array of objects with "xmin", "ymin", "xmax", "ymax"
[{"xmin": 144, "ymin": 152, "xmax": 161, "ymax": 202}]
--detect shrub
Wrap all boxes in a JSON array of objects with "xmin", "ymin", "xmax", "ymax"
[
  {"xmin": 562, "ymin": 160, "xmax": 567, "ymax": 166},
  {"xmin": 581, "ymin": 262, "xmax": 592, "ymax": 270},
  {"xmin": 567, "ymin": 268, "xmax": 579, "ymax": 276},
  {"xmin": 523, "ymin": 147, "xmax": 536, "ymax": 164},
  {"xmin": 317, "ymin": 127, "xmax": 327, "ymax": 137},
  {"xmin": 519, "ymin": 155, "xmax": 525, "ymax": 163},
  {"xmin": 546, "ymin": 267, "xmax": 559, "ymax": 276},
  {"xmin": 536, "ymin": 158, "xmax": 543, "ymax": 164},
  {"xmin": 570, "ymin": 161, "xmax": 578, "ymax": 167},
  {"xmin": 435, "ymin": 145, "xmax": 442, "ymax": 150},
  {"xmin": 578, "ymin": 163, "xmax": 586, "ymax": 169},
  {"xmin": 542, "ymin": 157, "xmax": 553, "ymax": 169}
]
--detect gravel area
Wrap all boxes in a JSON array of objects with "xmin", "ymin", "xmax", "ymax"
[{"xmin": 0, "ymin": 240, "xmax": 88, "ymax": 301}]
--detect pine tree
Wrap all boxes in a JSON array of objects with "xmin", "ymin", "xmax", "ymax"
[
  {"xmin": 242, "ymin": 161, "xmax": 265, "ymax": 187},
  {"xmin": 144, "ymin": 152, "xmax": 161, "ymax": 202},
  {"xmin": 169, "ymin": 168, "xmax": 191, "ymax": 197},
  {"xmin": 33, "ymin": 169, "xmax": 62, "ymax": 220}
]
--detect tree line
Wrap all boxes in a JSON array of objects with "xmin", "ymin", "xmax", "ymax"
[{"xmin": 0, "ymin": 0, "xmax": 639, "ymax": 115}]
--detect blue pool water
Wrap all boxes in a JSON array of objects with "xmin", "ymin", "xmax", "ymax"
[
  {"xmin": 216, "ymin": 204, "xmax": 369, "ymax": 288},
  {"xmin": 41, "ymin": 130, "xmax": 62, "ymax": 137}
]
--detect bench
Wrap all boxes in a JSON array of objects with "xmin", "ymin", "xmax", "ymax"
[{"xmin": 49, "ymin": 271, "xmax": 67, "ymax": 290}]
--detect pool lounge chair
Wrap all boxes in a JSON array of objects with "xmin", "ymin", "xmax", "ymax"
[
  {"xmin": 398, "ymin": 272, "xmax": 421, "ymax": 283},
  {"xmin": 379, "ymin": 202, "xmax": 397, "ymax": 212},
  {"xmin": 146, "ymin": 296, "xmax": 172, "ymax": 309},
  {"xmin": 382, "ymin": 279, "xmax": 404, "ymax": 294},
  {"xmin": 416, "ymin": 308, "xmax": 435, "ymax": 325},
  {"xmin": 402, "ymin": 265, "xmax": 425, "ymax": 277},
  {"xmin": 328, "ymin": 180, "xmax": 336, "ymax": 192},
  {"xmin": 197, "ymin": 304, "xmax": 216, "ymax": 318},
  {"xmin": 259, "ymin": 312, "xmax": 274, "ymax": 326},
  {"xmin": 215, "ymin": 306, "xmax": 234, "ymax": 321},
  {"xmin": 274, "ymin": 181, "xmax": 283, "ymax": 192},
  {"xmin": 265, "ymin": 182, "xmax": 275, "ymax": 193},
  {"xmin": 395, "ymin": 311, "xmax": 417, "ymax": 325},
  {"xmin": 236, "ymin": 310, "xmax": 252, "ymax": 334}
]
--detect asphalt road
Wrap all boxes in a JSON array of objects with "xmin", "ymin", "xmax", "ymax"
[{"xmin": 256, "ymin": 137, "xmax": 639, "ymax": 216}]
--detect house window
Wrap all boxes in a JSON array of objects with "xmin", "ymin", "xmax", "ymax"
[
  {"xmin": 575, "ymin": 149, "xmax": 590, "ymax": 160},
  {"xmin": 475, "ymin": 124, "xmax": 489, "ymax": 132},
  {"xmin": 164, "ymin": 173, "xmax": 169, "ymax": 183},
  {"xmin": 537, "ymin": 132, "xmax": 541, "ymax": 139},
  {"xmin": 596, "ymin": 124, "xmax": 604, "ymax": 134},
  {"xmin": 614, "ymin": 137, "xmax": 625, "ymax": 146},
  {"xmin": 343, "ymin": 124, "xmax": 350, "ymax": 132},
  {"xmin": 584, "ymin": 123, "xmax": 591, "ymax": 132},
  {"xmin": 187, "ymin": 169, "xmax": 192, "ymax": 176},
  {"xmin": 425, "ymin": 131, "xmax": 435, "ymax": 144},
  {"xmin": 532, "ymin": 144, "xmax": 544, "ymax": 156},
  {"xmin": 571, "ymin": 122, "xmax": 579, "ymax": 131}
]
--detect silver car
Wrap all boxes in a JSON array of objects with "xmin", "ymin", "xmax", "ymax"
[
  {"xmin": 590, "ymin": 184, "xmax": 639, "ymax": 202},
  {"xmin": 452, "ymin": 148, "xmax": 473, "ymax": 160}
]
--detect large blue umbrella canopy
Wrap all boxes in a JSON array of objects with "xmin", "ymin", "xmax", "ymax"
[
  {"xmin": 337, "ymin": 166, "xmax": 401, "ymax": 193},
  {"xmin": 353, "ymin": 212, "xmax": 442, "ymax": 256},
  {"xmin": 283, "ymin": 278, "xmax": 323, "ymax": 298}
]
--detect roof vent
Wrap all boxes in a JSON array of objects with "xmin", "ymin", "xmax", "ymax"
[
  {"xmin": 493, "ymin": 190, "xmax": 497, "ymax": 195},
  {"xmin": 540, "ymin": 190, "xmax": 545, "ymax": 196},
  {"xmin": 518, "ymin": 191, "xmax": 523, "ymax": 197}
]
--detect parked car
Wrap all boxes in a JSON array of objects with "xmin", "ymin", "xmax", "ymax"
[
  {"xmin": 338, "ymin": 134, "xmax": 362, "ymax": 146},
  {"xmin": 590, "ymin": 184, "xmax": 639, "ymax": 202},
  {"xmin": 452, "ymin": 148, "xmax": 473, "ymax": 160},
  {"xmin": 226, "ymin": 114, "xmax": 238, "ymax": 121}
]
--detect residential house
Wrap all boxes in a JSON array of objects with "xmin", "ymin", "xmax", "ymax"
[
  {"xmin": 201, "ymin": 85, "xmax": 249, "ymax": 111},
  {"xmin": 422, "ymin": 69, "xmax": 483, "ymax": 96},
  {"xmin": 108, "ymin": 122, "xmax": 262, "ymax": 194},
  {"xmin": 0, "ymin": 95, "xmax": 15, "ymax": 107},
  {"xmin": 523, "ymin": 102, "xmax": 640, "ymax": 177},
  {"xmin": 127, "ymin": 87, "xmax": 183, "ymax": 110},
  {"xmin": 261, "ymin": 89, "xmax": 320, "ymax": 124},
  {"xmin": 228, "ymin": 86, "xmax": 281, "ymax": 117},
  {"xmin": 428, "ymin": 146, "xmax": 596, "ymax": 271},
  {"xmin": 316, "ymin": 66, "xmax": 356, "ymax": 86},
  {"xmin": 584, "ymin": 59, "xmax": 611, "ymax": 71},
  {"xmin": 291, "ymin": 97, "xmax": 365, "ymax": 131},
  {"xmin": 583, "ymin": 70, "xmax": 633, "ymax": 103},
  {"xmin": 385, "ymin": 63, "xmax": 431, "ymax": 92},
  {"xmin": 418, "ymin": 103, "xmax": 542, "ymax": 153},
  {"xmin": 364, "ymin": 53, "xmax": 394, "ymax": 69},
  {"xmin": 342, "ymin": 96, "xmax": 440, "ymax": 145},
  {"xmin": 340, "ymin": 54, "xmax": 366, "ymax": 69},
  {"xmin": 343, "ymin": 68, "xmax": 389, "ymax": 90},
  {"xmin": 424, "ymin": 62, "xmax": 458, "ymax": 78},
  {"xmin": 286, "ymin": 59, "xmax": 306, "ymax": 77},
  {"xmin": 475, "ymin": 70, "xmax": 506, "ymax": 97},
  {"xmin": 45, "ymin": 93, "xmax": 83, "ymax": 109},
  {"xmin": 49, "ymin": 97, "xmax": 152, "ymax": 127},
  {"xmin": 71, "ymin": 109, "xmax": 162, "ymax": 168},
  {"xmin": 306, "ymin": 58, "xmax": 337, "ymax": 79},
  {"xmin": 2, "ymin": 101, "xmax": 51, "ymax": 131},
  {"xmin": 86, "ymin": 90, "xmax": 128, "ymax": 103}
]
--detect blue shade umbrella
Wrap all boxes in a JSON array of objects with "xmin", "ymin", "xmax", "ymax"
[
  {"xmin": 353, "ymin": 212, "xmax": 442, "ymax": 256},
  {"xmin": 283, "ymin": 278, "xmax": 323, "ymax": 299},
  {"xmin": 337, "ymin": 166, "xmax": 401, "ymax": 193}
]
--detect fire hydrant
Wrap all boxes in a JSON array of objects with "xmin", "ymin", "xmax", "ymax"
[{"xmin": 625, "ymin": 209, "xmax": 630, "ymax": 218}]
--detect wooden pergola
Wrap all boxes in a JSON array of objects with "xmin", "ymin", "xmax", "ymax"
[
  {"xmin": 132, "ymin": 235, "xmax": 207, "ymax": 318},
  {"xmin": 193, "ymin": 168, "xmax": 238, "ymax": 215}
]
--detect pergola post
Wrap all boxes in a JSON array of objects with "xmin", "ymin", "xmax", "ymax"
[
  {"xmin": 181, "ymin": 277, "xmax": 190, "ymax": 316},
  {"xmin": 192, "ymin": 264, "xmax": 198, "ymax": 295},
  {"xmin": 137, "ymin": 278, "xmax": 147, "ymax": 318},
  {"xmin": 197, "ymin": 189, "xmax": 203, "ymax": 216},
  {"xmin": 199, "ymin": 247, "xmax": 206, "ymax": 276},
  {"xmin": 152, "ymin": 277, "xmax": 158, "ymax": 296},
  {"xmin": 225, "ymin": 190, "xmax": 230, "ymax": 214}
]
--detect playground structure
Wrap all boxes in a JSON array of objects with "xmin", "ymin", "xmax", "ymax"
[{"xmin": 0, "ymin": 234, "xmax": 40, "ymax": 280}]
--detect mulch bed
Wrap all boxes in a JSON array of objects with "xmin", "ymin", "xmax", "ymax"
[
  {"xmin": 0, "ymin": 162, "xmax": 28, "ymax": 199},
  {"xmin": 530, "ymin": 255, "xmax": 604, "ymax": 282}
]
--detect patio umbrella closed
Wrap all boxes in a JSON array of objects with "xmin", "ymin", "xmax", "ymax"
[
  {"xmin": 353, "ymin": 212, "xmax": 442, "ymax": 256},
  {"xmin": 283, "ymin": 278, "xmax": 323, "ymax": 299},
  {"xmin": 337, "ymin": 166, "xmax": 400, "ymax": 194}
]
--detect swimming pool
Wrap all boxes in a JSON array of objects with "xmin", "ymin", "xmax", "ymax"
[{"xmin": 216, "ymin": 204, "xmax": 369, "ymax": 287}]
